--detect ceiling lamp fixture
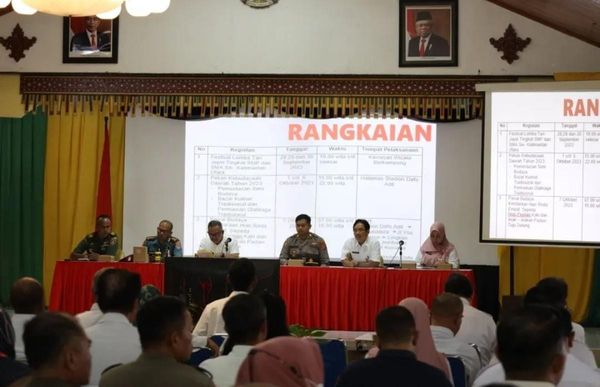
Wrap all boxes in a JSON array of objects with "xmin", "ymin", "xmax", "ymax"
[{"xmin": 3, "ymin": 0, "xmax": 170, "ymax": 18}]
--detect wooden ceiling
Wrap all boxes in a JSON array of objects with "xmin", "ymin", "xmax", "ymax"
[{"xmin": 487, "ymin": 0, "xmax": 600, "ymax": 48}]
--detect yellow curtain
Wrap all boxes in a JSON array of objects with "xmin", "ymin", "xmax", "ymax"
[
  {"xmin": 0, "ymin": 74, "xmax": 25, "ymax": 117},
  {"xmin": 43, "ymin": 102, "xmax": 125, "ymax": 299},
  {"xmin": 498, "ymin": 246, "xmax": 594, "ymax": 322}
]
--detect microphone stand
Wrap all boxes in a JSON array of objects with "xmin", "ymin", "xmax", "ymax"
[{"xmin": 399, "ymin": 241, "xmax": 403, "ymax": 269}]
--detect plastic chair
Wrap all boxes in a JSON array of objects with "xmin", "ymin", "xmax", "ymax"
[
  {"xmin": 318, "ymin": 339, "xmax": 347, "ymax": 387},
  {"xmin": 446, "ymin": 355, "xmax": 467, "ymax": 387},
  {"xmin": 188, "ymin": 347, "xmax": 213, "ymax": 367}
]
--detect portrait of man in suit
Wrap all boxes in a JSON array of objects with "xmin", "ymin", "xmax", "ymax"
[
  {"xmin": 70, "ymin": 16, "xmax": 112, "ymax": 52},
  {"xmin": 400, "ymin": 2, "xmax": 456, "ymax": 67},
  {"xmin": 407, "ymin": 11, "xmax": 449, "ymax": 57}
]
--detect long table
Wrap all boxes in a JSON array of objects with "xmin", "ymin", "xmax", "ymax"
[
  {"xmin": 49, "ymin": 262, "xmax": 474, "ymax": 331},
  {"xmin": 280, "ymin": 266, "xmax": 476, "ymax": 331}
]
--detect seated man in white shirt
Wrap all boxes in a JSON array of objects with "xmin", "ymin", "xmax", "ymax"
[
  {"xmin": 85, "ymin": 268, "xmax": 142, "ymax": 386},
  {"xmin": 9, "ymin": 277, "xmax": 45, "ymax": 363},
  {"xmin": 430, "ymin": 292, "xmax": 481, "ymax": 386},
  {"xmin": 535, "ymin": 277, "xmax": 597, "ymax": 368},
  {"xmin": 476, "ymin": 305, "xmax": 572, "ymax": 387},
  {"xmin": 341, "ymin": 219, "xmax": 381, "ymax": 268},
  {"xmin": 76, "ymin": 267, "xmax": 110, "ymax": 329},
  {"xmin": 192, "ymin": 258, "xmax": 257, "ymax": 347},
  {"xmin": 200, "ymin": 294, "xmax": 267, "ymax": 387},
  {"xmin": 444, "ymin": 273, "xmax": 496, "ymax": 366},
  {"xmin": 196, "ymin": 220, "xmax": 239, "ymax": 258}
]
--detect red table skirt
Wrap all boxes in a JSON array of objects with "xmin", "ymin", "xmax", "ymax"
[
  {"xmin": 49, "ymin": 261, "xmax": 164, "ymax": 314},
  {"xmin": 279, "ymin": 266, "xmax": 476, "ymax": 331}
]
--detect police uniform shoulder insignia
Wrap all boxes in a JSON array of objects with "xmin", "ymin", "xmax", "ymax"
[{"xmin": 145, "ymin": 236, "xmax": 157, "ymax": 241}]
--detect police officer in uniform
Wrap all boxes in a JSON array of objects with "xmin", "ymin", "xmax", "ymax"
[
  {"xmin": 279, "ymin": 214, "xmax": 329, "ymax": 265},
  {"xmin": 142, "ymin": 220, "xmax": 182, "ymax": 258},
  {"xmin": 70, "ymin": 214, "xmax": 119, "ymax": 260}
]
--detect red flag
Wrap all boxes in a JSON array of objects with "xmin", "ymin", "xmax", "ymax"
[{"xmin": 96, "ymin": 117, "xmax": 112, "ymax": 218}]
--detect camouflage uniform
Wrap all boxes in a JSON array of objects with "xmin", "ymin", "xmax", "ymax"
[
  {"xmin": 142, "ymin": 236, "xmax": 182, "ymax": 258},
  {"xmin": 279, "ymin": 232, "xmax": 329, "ymax": 265},
  {"xmin": 73, "ymin": 232, "xmax": 119, "ymax": 256}
]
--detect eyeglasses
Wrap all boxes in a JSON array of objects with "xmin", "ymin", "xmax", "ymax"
[
  {"xmin": 207, "ymin": 231, "xmax": 223, "ymax": 238},
  {"xmin": 246, "ymin": 348, "xmax": 320, "ymax": 387}
]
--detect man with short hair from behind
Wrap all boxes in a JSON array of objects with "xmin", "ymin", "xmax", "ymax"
[
  {"xmin": 76, "ymin": 268, "xmax": 109, "ymax": 329},
  {"xmin": 85, "ymin": 269, "xmax": 142, "ymax": 386},
  {"xmin": 192, "ymin": 258, "xmax": 257, "ymax": 346},
  {"xmin": 535, "ymin": 277, "xmax": 596, "ymax": 368},
  {"xmin": 19, "ymin": 312, "xmax": 92, "ymax": 387},
  {"xmin": 474, "ymin": 292, "xmax": 600, "ymax": 387},
  {"xmin": 9, "ymin": 277, "xmax": 45, "ymax": 362},
  {"xmin": 99, "ymin": 296, "xmax": 214, "ymax": 387},
  {"xmin": 430, "ymin": 292, "xmax": 481, "ymax": 386},
  {"xmin": 485, "ymin": 305, "xmax": 567, "ymax": 387},
  {"xmin": 200, "ymin": 294, "xmax": 267, "ymax": 387},
  {"xmin": 444, "ymin": 273, "xmax": 496, "ymax": 365},
  {"xmin": 337, "ymin": 305, "xmax": 452, "ymax": 387}
]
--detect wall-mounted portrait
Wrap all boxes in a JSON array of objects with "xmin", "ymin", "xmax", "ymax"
[
  {"xmin": 399, "ymin": 0, "xmax": 457, "ymax": 67},
  {"xmin": 63, "ymin": 16, "xmax": 119, "ymax": 63}
]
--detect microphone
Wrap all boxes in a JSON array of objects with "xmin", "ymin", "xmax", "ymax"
[
  {"xmin": 388, "ymin": 240, "xmax": 404, "ymax": 268},
  {"xmin": 224, "ymin": 238, "xmax": 232, "ymax": 254}
]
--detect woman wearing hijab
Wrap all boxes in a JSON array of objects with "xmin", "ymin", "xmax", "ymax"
[
  {"xmin": 236, "ymin": 336, "xmax": 324, "ymax": 387},
  {"xmin": 417, "ymin": 222, "xmax": 459, "ymax": 268},
  {"xmin": 366, "ymin": 298, "xmax": 452, "ymax": 382}
]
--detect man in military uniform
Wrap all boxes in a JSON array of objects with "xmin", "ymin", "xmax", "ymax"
[
  {"xmin": 70, "ymin": 215, "xmax": 118, "ymax": 260},
  {"xmin": 99, "ymin": 296, "xmax": 214, "ymax": 387},
  {"xmin": 142, "ymin": 220, "xmax": 182, "ymax": 258},
  {"xmin": 279, "ymin": 214, "xmax": 329, "ymax": 265}
]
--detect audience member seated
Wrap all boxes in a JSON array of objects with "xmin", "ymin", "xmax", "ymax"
[
  {"xmin": 260, "ymin": 291, "xmax": 290, "ymax": 339},
  {"xmin": 17, "ymin": 312, "xmax": 91, "ymax": 387},
  {"xmin": 85, "ymin": 269, "xmax": 142, "ymax": 386},
  {"xmin": 236, "ymin": 336, "xmax": 324, "ymax": 387},
  {"xmin": 0, "ymin": 307, "xmax": 30, "ymax": 387},
  {"xmin": 417, "ymin": 222, "xmax": 459, "ymax": 268},
  {"xmin": 337, "ymin": 305, "xmax": 452, "ymax": 387},
  {"xmin": 535, "ymin": 277, "xmax": 597, "ymax": 368},
  {"xmin": 430, "ymin": 292, "xmax": 481, "ymax": 385},
  {"xmin": 478, "ymin": 305, "xmax": 567, "ymax": 387},
  {"xmin": 366, "ymin": 297, "xmax": 452, "ymax": 380},
  {"xmin": 99, "ymin": 296, "xmax": 214, "ymax": 387},
  {"xmin": 192, "ymin": 259, "xmax": 256, "ymax": 348},
  {"xmin": 138, "ymin": 285, "xmax": 161, "ymax": 309},
  {"xmin": 9, "ymin": 277, "xmax": 45, "ymax": 362},
  {"xmin": 475, "ymin": 296, "xmax": 600, "ymax": 387},
  {"xmin": 76, "ymin": 268, "xmax": 109, "ymax": 329},
  {"xmin": 445, "ymin": 273, "xmax": 496, "ymax": 366},
  {"xmin": 200, "ymin": 294, "xmax": 267, "ymax": 387}
]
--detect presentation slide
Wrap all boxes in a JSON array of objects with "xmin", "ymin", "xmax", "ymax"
[
  {"xmin": 482, "ymin": 87, "xmax": 600, "ymax": 244},
  {"xmin": 183, "ymin": 117, "xmax": 437, "ymax": 260}
]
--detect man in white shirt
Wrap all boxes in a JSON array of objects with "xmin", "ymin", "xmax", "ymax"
[
  {"xmin": 200, "ymin": 293, "xmax": 267, "ymax": 387},
  {"xmin": 77, "ymin": 268, "xmax": 110, "ymax": 329},
  {"xmin": 444, "ymin": 273, "xmax": 496, "ymax": 366},
  {"xmin": 430, "ymin": 293, "xmax": 481, "ymax": 386},
  {"xmin": 475, "ymin": 306, "xmax": 590, "ymax": 387},
  {"xmin": 9, "ymin": 277, "xmax": 44, "ymax": 363},
  {"xmin": 196, "ymin": 220, "xmax": 239, "ymax": 258},
  {"xmin": 192, "ymin": 258, "xmax": 256, "ymax": 346},
  {"xmin": 340, "ymin": 219, "xmax": 381, "ymax": 267},
  {"xmin": 85, "ymin": 268, "xmax": 142, "ymax": 386},
  {"xmin": 535, "ymin": 277, "xmax": 597, "ymax": 368}
]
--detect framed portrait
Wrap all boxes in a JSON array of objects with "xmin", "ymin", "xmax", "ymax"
[
  {"xmin": 399, "ymin": 0, "xmax": 458, "ymax": 67},
  {"xmin": 63, "ymin": 16, "xmax": 119, "ymax": 63}
]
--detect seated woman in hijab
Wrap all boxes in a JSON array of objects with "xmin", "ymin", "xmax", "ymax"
[
  {"xmin": 417, "ymin": 222, "xmax": 459, "ymax": 269},
  {"xmin": 236, "ymin": 336, "xmax": 324, "ymax": 387}
]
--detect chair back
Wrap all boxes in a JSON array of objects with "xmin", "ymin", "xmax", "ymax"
[
  {"xmin": 188, "ymin": 347, "xmax": 213, "ymax": 367},
  {"xmin": 446, "ymin": 355, "xmax": 467, "ymax": 387},
  {"xmin": 318, "ymin": 339, "xmax": 347, "ymax": 387}
]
